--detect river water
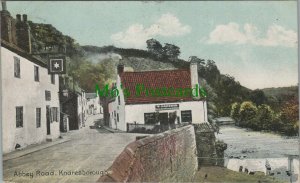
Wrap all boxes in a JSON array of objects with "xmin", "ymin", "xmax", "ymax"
[{"xmin": 216, "ymin": 126, "xmax": 299, "ymax": 182}]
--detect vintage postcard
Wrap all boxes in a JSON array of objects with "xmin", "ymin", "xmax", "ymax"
[{"xmin": 0, "ymin": 1, "xmax": 299, "ymax": 183}]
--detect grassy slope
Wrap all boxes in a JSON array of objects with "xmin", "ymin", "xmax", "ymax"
[{"xmin": 193, "ymin": 166, "xmax": 284, "ymax": 183}]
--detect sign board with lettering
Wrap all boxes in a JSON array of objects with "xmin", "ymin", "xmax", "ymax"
[{"xmin": 155, "ymin": 104, "xmax": 179, "ymax": 111}]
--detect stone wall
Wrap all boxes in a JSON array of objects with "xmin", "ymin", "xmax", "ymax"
[
  {"xmin": 97, "ymin": 125, "xmax": 198, "ymax": 182},
  {"xmin": 194, "ymin": 123, "xmax": 217, "ymax": 166}
]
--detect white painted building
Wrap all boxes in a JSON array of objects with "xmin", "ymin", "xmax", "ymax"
[
  {"xmin": 108, "ymin": 62, "xmax": 208, "ymax": 131},
  {"xmin": 86, "ymin": 93, "xmax": 102, "ymax": 115},
  {"xmin": 1, "ymin": 42, "xmax": 60, "ymax": 153},
  {"xmin": 0, "ymin": 8, "xmax": 60, "ymax": 153}
]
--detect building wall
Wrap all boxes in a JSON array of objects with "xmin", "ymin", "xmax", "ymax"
[
  {"xmin": 122, "ymin": 101, "xmax": 207, "ymax": 131},
  {"xmin": 87, "ymin": 97, "xmax": 101, "ymax": 115},
  {"xmin": 98, "ymin": 125, "xmax": 198, "ymax": 182},
  {"xmin": 109, "ymin": 75, "xmax": 126, "ymax": 130},
  {"xmin": 108, "ymin": 70, "xmax": 208, "ymax": 131},
  {"xmin": 1, "ymin": 47, "xmax": 60, "ymax": 153}
]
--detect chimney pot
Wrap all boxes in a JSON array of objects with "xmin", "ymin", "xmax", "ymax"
[
  {"xmin": 22, "ymin": 14, "xmax": 27, "ymax": 22},
  {"xmin": 190, "ymin": 59, "xmax": 199, "ymax": 99},
  {"xmin": 1, "ymin": 1, "xmax": 7, "ymax": 11},
  {"xmin": 16, "ymin": 14, "xmax": 21, "ymax": 21},
  {"xmin": 117, "ymin": 64, "xmax": 124, "ymax": 75}
]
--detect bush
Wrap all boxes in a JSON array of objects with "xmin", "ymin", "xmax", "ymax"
[
  {"xmin": 239, "ymin": 101, "xmax": 257, "ymax": 127},
  {"xmin": 230, "ymin": 102, "xmax": 240, "ymax": 123}
]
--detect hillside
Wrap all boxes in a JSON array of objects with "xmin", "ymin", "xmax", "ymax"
[
  {"xmin": 31, "ymin": 21, "xmax": 294, "ymax": 119},
  {"xmin": 262, "ymin": 86, "xmax": 298, "ymax": 98}
]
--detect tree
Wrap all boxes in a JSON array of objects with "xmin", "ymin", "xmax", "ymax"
[
  {"xmin": 255, "ymin": 104, "xmax": 275, "ymax": 130},
  {"xmin": 250, "ymin": 89, "xmax": 267, "ymax": 106},
  {"xmin": 68, "ymin": 56, "xmax": 115, "ymax": 92},
  {"xmin": 146, "ymin": 38, "xmax": 163, "ymax": 58},
  {"xmin": 230, "ymin": 102, "xmax": 240, "ymax": 123},
  {"xmin": 239, "ymin": 101, "xmax": 257, "ymax": 127},
  {"xmin": 280, "ymin": 98, "xmax": 299, "ymax": 135},
  {"xmin": 205, "ymin": 60, "xmax": 220, "ymax": 85},
  {"xmin": 163, "ymin": 43, "xmax": 180, "ymax": 61}
]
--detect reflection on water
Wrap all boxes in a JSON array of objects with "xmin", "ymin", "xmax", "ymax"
[{"xmin": 216, "ymin": 126, "xmax": 299, "ymax": 182}]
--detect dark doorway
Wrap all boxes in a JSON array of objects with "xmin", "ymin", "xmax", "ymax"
[
  {"xmin": 46, "ymin": 105, "xmax": 51, "ymax": 135},
  {"xmin": 159, "ymin": 113, "xmax": 169, "ymax": 131},
  {"xmin": 159, "ymin": 113, "xmax": 169, "ymax": 125}
]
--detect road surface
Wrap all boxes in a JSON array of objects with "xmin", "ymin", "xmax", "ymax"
[{"xmin": 3, "ymin": 114, "xmax": 139, "ymax": 183}]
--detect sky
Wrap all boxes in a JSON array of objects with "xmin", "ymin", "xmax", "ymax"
[{"xmin": 6, "ymin": 1, "xmax": 298, "ymax": 89}]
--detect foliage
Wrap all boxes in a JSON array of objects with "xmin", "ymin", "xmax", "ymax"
[
  {"xmin": 146, "ymin": 38, "xmax": 163, "ymax": 58},
  {"xmin": 29, "ymin": 22, "xmax": 84, "ymax": 57},
  {"xmin": 162, "ymin": 43, "xmax": 181, "ymax": 61},
  {"xmin": 239, "ymin": 101, "xmax": 257, "ymax": 127},
  {"xmin": 253, "ymin": 104, "xmax": 275, "ymax": 130},
  {"xmin": 68, "ymin": 57, "xmax": 115, "ymax": 92},
  {"xmin": 279, "ymin": 98, "xmax": 299, "ymax": 135},
  {"xmin": 250, "ymin": 89, "xmax": 267, "ymax": 106},
  {"xmin": 230, "ymin": 102, "xmax": 240, "ymax": 122}
]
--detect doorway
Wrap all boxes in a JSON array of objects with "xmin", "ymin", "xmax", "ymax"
[{"xmin": 46, "ymin": 105, "xmax": 51, "ymax": 135}]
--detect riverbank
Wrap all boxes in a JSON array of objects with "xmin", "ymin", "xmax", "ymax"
[
  {"xmin": 216, "ymin": 126, "xmax": 299, "ymax": 183},
  {"xmin": 193, "ymin": 166, "xmax": 283, "ymax": 183},
  {"xmin": 217, "ymin": 126, "xmax": 298, "ymax": 159}
]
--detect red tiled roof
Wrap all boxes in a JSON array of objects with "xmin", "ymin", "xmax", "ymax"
[{"xmin": 120, "ymin": 69, "xmax": 194, "ymax": 104}]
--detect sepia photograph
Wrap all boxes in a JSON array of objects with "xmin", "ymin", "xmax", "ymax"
[{"xmin": 0, "ymin": 1, "xmax": 299, "ymax": 183}]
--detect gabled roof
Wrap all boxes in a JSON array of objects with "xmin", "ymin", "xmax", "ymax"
[{"xmin": 120, "ymin": 69, "xmax": 194, "ymax": 104}]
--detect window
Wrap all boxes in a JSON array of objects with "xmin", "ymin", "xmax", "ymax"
[
  {"xmin": 34, "ymin": 66, "xmax": 39, "ymax": 81},
  {"xmin": 16, "ymin": 106, "xmax": 23, "ymax": 128},
  {"xmin": 114, "ymin": 111, "xmax": 116, "ymax": 117},
  {"xmin": 118, "ymin": 96, "xmax": 120, "ymax": 105},
  {"xmin": 45, "ymin": 90, "xmax": 51, "ymax": 101},
  {"xmin": 144, "ymin": 113, "xmax": 156, "ymax": 124},
  {"xmin": 117, "ymin": 113, "xmax": 119, "ymax": 122},
  {"xmin": 14, "ymin": 56, "xmax": 20, "ymax": 78},
  {"xmin": 51, "ymin": 107, "xmax": 58, "ymax": 122},
  {"xmin": 51, "ymin": 74, "xmax": 55, "ymax": 84},
  {"xmin": 36, "ymin": 108, "xmax": 41, "ymax": 128},
  {"xmin": 181, "ymin": 110, "xmax": 192, "ymax": 123}
]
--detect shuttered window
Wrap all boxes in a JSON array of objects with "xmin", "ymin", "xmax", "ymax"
[
  {"xmin": 144, "ymin": 113, "xmax": 156, "ymax": 124},
  {"xmin": 181, "ymin": 110, "xmax": 192, "ymax": 123},
  {"xmin": 45, "ymin": 90, "xmax": 51, "ymax": 101},
  {"xmin": 36, "ymin": 108, "xmax": 41, "ymax": 128},
  {"xmin": 16, "ymin": 106, "xmax": 23, "ymax": 128},
  {"xmin": 14, "ymin": 56, "xmax": 20, "ymax": 78},
  {"xmin": 34, "ymin": 66, "xmax": 39, "ymax": 81},
  {"xmin": 51, "ymin": 74, "xmax": 55, "ymax": 84},
  {"xmin": 51, "ymin": 107, "xmax": 59, "ymax": 122}
]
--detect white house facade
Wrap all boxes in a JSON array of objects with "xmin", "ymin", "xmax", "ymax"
[
  {"xmin": 108, "ymin": 62, "xmax": 208, "ymax": 132},
  {"xmin": 1, "ymin": 42, "xmax": 60, "ymax": 153},
  {"xmin": 86, "ymin": 93, "xmax": 102, "ymax": 115}
]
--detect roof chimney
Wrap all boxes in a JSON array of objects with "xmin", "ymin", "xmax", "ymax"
[
  {"xmin": 117, "ymin": 64, "xmax": 124, "ymax": 75},
  {"xmin": 16, "ymin": 14, "xmax": 32, "ymax": 53},
  {"xmin": 1, "ymin": 1, "xmax": 10, "ymax": 16},
  {"xmin": 2, "ymin": 1, "xmax": 7, "ymax": 11},
  {"xmin": 22, "ymin": 14, "xmax": 27, "ymax": 22},
  {"xmin": 16, "ymin": 14, "xmax": 21, "ymax": 21},
  {"xmin": 189, "ymin": 57, "xmax": 200, "ymax": 99}
]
